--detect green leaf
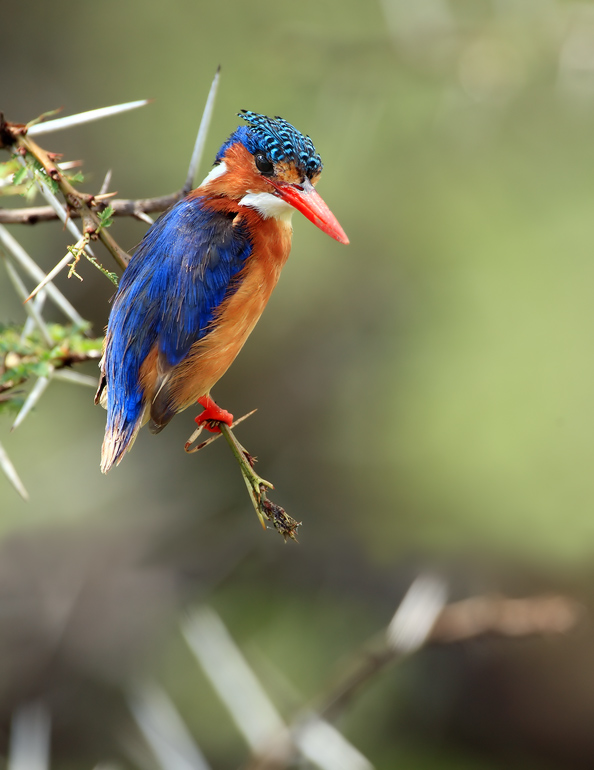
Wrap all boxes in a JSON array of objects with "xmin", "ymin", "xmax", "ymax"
[
  {"xmin": 12, "ymin": 166, "xmax": 28, "ymax": 186},
  {"xmin": 0, "ymin": 396, "xmax": 24, "ymax": 416},
  {"xmin": 97, "ymin": 204, "xmax": 114, "ymax": 229},
  {"xmin": 0, "ymin": 160, "xmax": 20, "ymax": 180},
  {"xmin": 31, "ymin": 158, "xmax": 60, "ymax": 194}
]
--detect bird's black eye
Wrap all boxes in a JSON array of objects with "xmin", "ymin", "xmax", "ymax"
[{"xmin": 254, "ymin": 152, "xmax": 274, "ymax": 175}]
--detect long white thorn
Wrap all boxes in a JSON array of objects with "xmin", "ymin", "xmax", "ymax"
[
  {"xmin": 8, "ymin": 700, "xmax": 51, "ymax": 770},
  {"xmin": 11, "ymin": 373, "xmax": 52, "ymax": 431},
  {"xmin": 183, "ymin": 68, "xmax": 221, "ymax": 194},
  {"xmin": 25, "ymin": 248, "xmax": 78, "ymax": 303},
  {"xmin": 0, "ymin": 440, "xmax": 29, "ymax": 501},
  {"xmin": 2, "ymin": 257, "xmax": 53, "ymax": 347},
  {"xmin": 99, "ymin": 168, "xmax": 113, "ymax": 196},
  {"xmin": 0, "ymin": 225, "xmax": 84, "ymax": 325},
  {"xmin": 27, "ymin": 99, "xmax": 151, "ymax": 136},
  {"xmin": 134, "ymin": 211, "xmax": 154, "ymax": 225},
  {"xmin": 52, "ymin": 369, "xmax": 98, "ymax": 388},
  {"xmin": 22, "ymin": 290, "xmax": 46, "ymax": 340}
]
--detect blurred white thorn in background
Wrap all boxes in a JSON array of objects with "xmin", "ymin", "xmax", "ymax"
[
  {"xmin": 8, "ymin": 700, "xmax": 51, "ymax": 770},
  {"xmin": 99, "ymin": 169, "xmax": 113, "ymax": 196},
  {"xmin": 3, "ymin": 257, "xmax": 53, "ymax": 346},
  {"xmin": 21, "ymin": 289, "xmax": 47, "ymax": 341},
  {"xmin": 0, "ymin": 440, "xmax": 28, "ymax": 501},
  {"xmin": 183, "ymin": 606, "xmax": 373, "ymax": 770},
  {"xmin": 387, "ymin": 573, "xmax": 448, "ymax": 654},
  {"xmin": 128, "ymin": 681, "xmax": 212, "ymax": 770},
  {"xmin": 293, "ymin": 714, "xmax": 373, "ymax": 770},
  {"xmin": 0, "ymin": 225, "xmax": 84, "ymax": 324},
  {"xmin": 11, "ymin": 373, "xmax": 53, "ymax": 432},
  {"xmin": 183, "ymin": 606, "xmax": 287, "ymax": 753}
]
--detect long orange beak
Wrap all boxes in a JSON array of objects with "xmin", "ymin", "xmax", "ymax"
[{"xmin": 268, "ymin": 177, "xmax": 349, "ymax": 244}]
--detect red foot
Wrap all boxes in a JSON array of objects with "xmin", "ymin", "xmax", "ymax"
[{"xmin": 195, "ymin": 395, "xmax": 234, "ymax": 433}]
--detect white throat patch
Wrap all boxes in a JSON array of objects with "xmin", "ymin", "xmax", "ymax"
[
  {"xmin": 199, "ymin": 161, "xmax": 228, "ymax": 186},
  {"xmin": 239, "ymin": 191, "xmax": 295, "ymax": 223}
]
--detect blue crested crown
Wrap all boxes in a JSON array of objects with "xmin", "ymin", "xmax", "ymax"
[{"xmin": 215, "ymin": 111, "xmax": 323, "ymax": 179}]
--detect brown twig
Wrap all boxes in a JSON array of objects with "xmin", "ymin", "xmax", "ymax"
[{"xmin": 0, "ymin": 192, "xmax": 184, "ymax": 225}]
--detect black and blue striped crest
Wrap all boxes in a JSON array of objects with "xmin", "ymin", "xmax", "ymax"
[{"xmin": 238, "ymin": 110, "xmax": 323, "ymax": 178}]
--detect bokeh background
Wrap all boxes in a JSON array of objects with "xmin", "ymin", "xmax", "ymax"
[{"xmin": 3, "ymin": 0, "xmax": 594, "ymax": 767}]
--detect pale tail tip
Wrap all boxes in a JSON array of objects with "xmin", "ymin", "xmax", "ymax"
[{"xmin": 100, "ymin": 431, "xmax": 123, "ymax": 474}]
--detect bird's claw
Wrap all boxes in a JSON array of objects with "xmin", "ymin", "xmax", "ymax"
[{"xmin": 195, "ymin": 395, "xmax": 233, "ymax": 433}]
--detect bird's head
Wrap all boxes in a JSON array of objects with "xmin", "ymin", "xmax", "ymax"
[{"xmin": 200, "ymin": 111, "xmax": 348, "ymax": 244}]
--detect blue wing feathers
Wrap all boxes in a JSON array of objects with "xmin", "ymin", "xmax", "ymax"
[{"xmin": 103, "ymin": 195, "xmax": 252, "ymax": 448}]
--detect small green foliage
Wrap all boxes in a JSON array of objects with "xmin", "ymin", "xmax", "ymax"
[
  {"xmin": 0, "ymin": 394, "xmax": 24, "ymax": 417},
  {"xmin": 31, "ymin": 157, "xmax": 60, "ymax": 195},
  {"xmin": 12, "ymin": 166, "xmax": 28, "ymax": 186},
  {"xmin": 0, "ymin": 159, "xmax": 19, "ymax": 181},
  {"xmin": 0, "ymin": 159, "xmax": 34, "ymax": 199},
  {"xmin": 67, "ymin": 170, "xmax": 85, "ymax": 184},
  {"xmin": 89, "ymin": 259, "xmax": 119, "ymax": 286},
  {"xmin": 97, "ymin": 204, "xmax": 114, "ymax": 230},
  {"xmin": 7, "ymin": 153, "xmax": 61, "ymax": 197},
  {"xmin": 0, "ymin": 323, "xmax": 103, "ymax": 403}
]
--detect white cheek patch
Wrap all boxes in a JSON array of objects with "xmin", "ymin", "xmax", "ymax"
[
  {"xmin": 239, "ymin": 191, "xmax": 295, "ymax": 223},
  {"xmin": 199, "ymin": 161, "xmax": 228, "ymax": 186}
]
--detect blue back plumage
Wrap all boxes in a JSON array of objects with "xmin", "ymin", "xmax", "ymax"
[
  {"xmin": 104, "ymin": 195, "xmax": 252, "ymax": 440},
  {"xmin": 216, "ymin": 111, "xmax": 323, "ymax": 179}
]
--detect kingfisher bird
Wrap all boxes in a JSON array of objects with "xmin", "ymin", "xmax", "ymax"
[{"xmin": 96, "ymin": 110, "xmax": 348, "ymax": 473}]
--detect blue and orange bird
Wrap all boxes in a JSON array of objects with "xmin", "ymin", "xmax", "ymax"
[{"xmin": 96, "ymin": 110, "xmax": 349, "ymax": 473}]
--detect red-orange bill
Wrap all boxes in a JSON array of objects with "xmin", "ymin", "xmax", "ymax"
[{"xmin": 270, "ymin": 178, "xmax": 349, "ymax": 244}]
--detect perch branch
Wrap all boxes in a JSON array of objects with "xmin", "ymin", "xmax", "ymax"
[{"xmin": 185, "ymin": 414, "xmax": 301, "ymax": 542}]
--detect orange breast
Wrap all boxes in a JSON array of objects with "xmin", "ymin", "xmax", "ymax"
[{"xmin": 165, "ymin": 211, "xmax": 293, "ymax": 412}]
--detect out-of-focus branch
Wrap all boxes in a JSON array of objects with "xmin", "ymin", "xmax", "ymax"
[
  {"xmin": 184, "ymin": 608, "xmax": 373, "ymax": 770},
  {"xmin": 317, "ymin": 587, "xmax": 582, "ymax": 723},
  {"xmin": 246, "ymin": 580, "xmax": 583, "ymax": 770},
  {"xmin": 430, "ymin": 592, "xmax": 580, "ymax": 642}
]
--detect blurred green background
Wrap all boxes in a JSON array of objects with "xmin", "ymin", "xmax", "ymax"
[{"xmin": 3, "ymin": 0, "xmax": 594, "ymax": 768}]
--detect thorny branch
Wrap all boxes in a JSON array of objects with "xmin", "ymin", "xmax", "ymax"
[
  {"xmin": 13, "ymin": 130, "xmax": 130, "ymax": 270},
  {"xmin": 0, "ymin": 191, "xmax": 184, "ymax": 226},
  {"xmin": 185, "ymin": 414, "xmax": 301, "ymax": 541}
]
